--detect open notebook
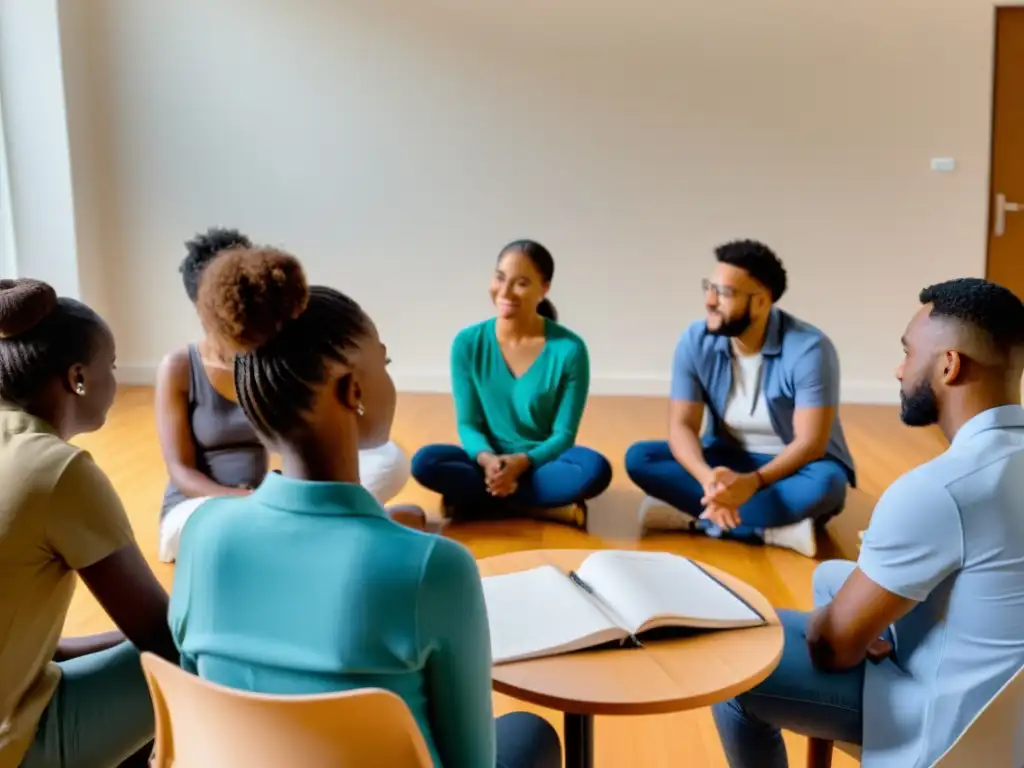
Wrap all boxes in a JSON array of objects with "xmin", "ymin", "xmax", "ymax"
[{"xmin": 482, "ymin": 550, "xmax": 766, "ymax": 664}]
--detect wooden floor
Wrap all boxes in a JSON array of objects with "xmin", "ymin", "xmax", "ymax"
[{"xmin": 67, "ymin": 388, "xmax": 947, "ymax": 767}]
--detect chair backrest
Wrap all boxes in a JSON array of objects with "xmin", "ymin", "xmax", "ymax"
[
  {"xmin": 933, "ymin": 662, "xmax": 1024, "ymax": 767},
  {"xmin": 141, "ymin": 653, "xmax": 434, "ymax": 768}
]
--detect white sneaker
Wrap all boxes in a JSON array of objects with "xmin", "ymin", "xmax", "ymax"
[
  {"xmin": 638, "ymin": 496, "xmax": 696, "ymax": 534},
  {"xmin": 763, "ymin": 518, "xmax": 817, "ymax": 558}
]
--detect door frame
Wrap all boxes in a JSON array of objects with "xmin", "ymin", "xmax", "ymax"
[{"xmin": 985, "ymin": 5, "xmax": 1024, "ymax": 282}]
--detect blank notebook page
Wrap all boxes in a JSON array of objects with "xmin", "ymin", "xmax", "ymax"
[
  {"xmin": 576, "ymin": 551, "xmax": 763, "ymax": 632},
  {"xmin": 482, "ymin": 565, "xmax": 618, "ymax": 662}
]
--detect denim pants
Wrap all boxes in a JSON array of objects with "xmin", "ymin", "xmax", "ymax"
[
  {"xmin": 711, "ymin": 560, "xmax": 865, "ymax": 767},
  {"xmin": 496, "ymin": 712, "xmax": 562, "ymax": 768},
  {"xmin": 21, "ymin": 643, "xmax": 154, "ymax": 768},
  {"xmin": 411, "ymin": 444, "xmax": 612, "ymax": 519},
  {"xmin": 625, "ymin": 439, "xmax": 848, "ymax": 537}
]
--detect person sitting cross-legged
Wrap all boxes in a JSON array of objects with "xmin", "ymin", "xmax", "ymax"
[
  {"xmin": 712, "ymin": 277, "xmax": 1024, "ymax": 768},
  {"xmin": 412, "ymin": 240, "xmax": 612, "ymax": 528},
  {"xmin": 625, "ymin": 240, "xmax": 855, "ymax": 557}
]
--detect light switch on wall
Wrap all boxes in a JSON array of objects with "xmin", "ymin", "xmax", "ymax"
[{"xmin": 930, "ymin": 157, "xmax": 957, "ymax": 172}]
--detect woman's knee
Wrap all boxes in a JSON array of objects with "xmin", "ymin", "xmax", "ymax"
[
  {"xmin": 566, "ymin": 447, "xmax": 613, "ymax": 497},
  {"xmin": 410, "ymin": 444, "xmax": 468, "ymax": 484}
]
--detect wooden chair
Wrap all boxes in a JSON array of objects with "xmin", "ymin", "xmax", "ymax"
[
  {"xmin": 141, "ymin": 652, "xmax": 434, "ymax": 767},
  {"xmin": 807, "ymin": 662, "xmax": 1024, "ymax": 767}
]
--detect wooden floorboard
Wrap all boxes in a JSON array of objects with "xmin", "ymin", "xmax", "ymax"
[{"xmin": 66, "ymin": 388, "xmax": 945, "ymax": 767}]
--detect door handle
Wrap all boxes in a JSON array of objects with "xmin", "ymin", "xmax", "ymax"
[{"xmin": 994, "ymin": 193, "xmax": 1022, "ymax": 237}]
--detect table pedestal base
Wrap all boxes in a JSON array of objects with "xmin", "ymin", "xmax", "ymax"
[{"xmin": 564, "ymin": 712, "xmax": 594, "ymax": 768}]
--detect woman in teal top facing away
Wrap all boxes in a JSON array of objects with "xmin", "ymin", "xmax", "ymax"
[
  {"xmin": 412, "ymin": 240, "xmax": 612, "ymax": 526},
  {"xmin": 168, "ymin": 247, "xmax": 560, "ymax": 768}
]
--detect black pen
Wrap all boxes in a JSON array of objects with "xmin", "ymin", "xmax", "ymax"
[
  {"xmin": 568, "ymin": 570, "xmax": 594, "ymax": 594},
  {"xmin": 568, "ymin": 570, "xmax": 643, "ymax": 648}
]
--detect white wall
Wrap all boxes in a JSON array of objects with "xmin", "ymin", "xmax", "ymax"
[
  {"xmin": 0, "ymin": 93, "xmax": 16, "ymax": 279},
  {"xmin": 16, "ymin": 0, "xmax": 1017, "ymax": 401},
  {"xmin": 0, "ymin": 0, "xmax": 81, "ymax": 296}
]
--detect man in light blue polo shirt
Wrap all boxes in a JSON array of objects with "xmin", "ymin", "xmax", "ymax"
[
  {"xmin": 625, "ymin": 239, "xmax": 855, "ymax": 557},
  {"xmin": 712, "ymin": 277, "xmax": 1024, "ymax": 768}
]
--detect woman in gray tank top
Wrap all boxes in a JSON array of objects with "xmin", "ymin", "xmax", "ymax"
[{"xmin": 154, "ymin": 229, "xmax": 422, "ymax": 562}]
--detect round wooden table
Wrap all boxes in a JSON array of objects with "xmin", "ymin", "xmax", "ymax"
[{"xmin": 478, "ymin": 549, "xmax": 784, "ymax": 768}]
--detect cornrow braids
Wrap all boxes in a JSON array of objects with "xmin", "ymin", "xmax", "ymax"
[
  {"xmin": 233, "ymin": 288, "xmax": 370, "ymax": 437},
  {"xmin": 195, "ymin": 247, "xmax": 372, "ymax": 439}
]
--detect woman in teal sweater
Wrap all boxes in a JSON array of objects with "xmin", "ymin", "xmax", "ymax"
[
  {"xmin": 411, "ymin": 240, "xmax": 612, "ymax": 527},
  {"xmin": 169, "ymin": 246, "xmax": 560, "ymax": 768}
]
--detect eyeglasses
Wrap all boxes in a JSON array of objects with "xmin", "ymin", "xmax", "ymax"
[{"xmin": 701, "ymin": 278, "xmax": 760, "ymax": 300}]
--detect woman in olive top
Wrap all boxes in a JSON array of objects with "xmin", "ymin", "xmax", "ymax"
[
  {"xmin": 0, "ymin": 279, "xmax": 176, "ymax": 768},
  {"xmin": 411, "ymin": 240, "xmax": 612, "ymax": 526},
  {"xmin": 169, "ymin": 248, "xmax": 561, "ymax": 768},
  {"xmin": 155, "ymin": 227, "xmax": 422, "ymax": 561}
]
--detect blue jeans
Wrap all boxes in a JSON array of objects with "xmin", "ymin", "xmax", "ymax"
[
  {"xmin": 624, "ymin": 439, "xmax": 848, "ymax": 538},
  {"xmin": 411, "ymin": 444, "xmax": 612, "ymax": 519},
  {"xmin": 21, "ymin": 643, "xmax": 154, "ymax": 768},
  {"xmin": 712, "ymin": 560, "xmax": 865, "ymax": 767},
  {"xmin": 496, "ymin": 712, "xmax": 562, "ymax": 768}
]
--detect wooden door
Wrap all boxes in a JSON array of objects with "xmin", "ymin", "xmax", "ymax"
[{"xmin": 987, "ymin": 9, "xmax": 1024, "ymax": 300}]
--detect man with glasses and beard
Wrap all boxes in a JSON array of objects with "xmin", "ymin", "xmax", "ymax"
[
  {"xmin": 711, "ymin": 277, "xmax": 1024, "ymax": 768},
  {"xmin": 625, "ymin": 239, "xmax": 855, "ymax": 557}
]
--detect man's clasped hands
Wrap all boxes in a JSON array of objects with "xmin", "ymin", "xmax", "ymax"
[{"xmin": 699, "ymin": 466, "xmax": 764, "ymax": 530}]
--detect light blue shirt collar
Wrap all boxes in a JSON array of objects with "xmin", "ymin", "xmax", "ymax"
[
  {"xmin": 252, "ymin": 471, "xmax": 387, "ymax": 518},
  {"xmin": 952, "ymin": 404, "xmax": 1024, "ymax": 447}
]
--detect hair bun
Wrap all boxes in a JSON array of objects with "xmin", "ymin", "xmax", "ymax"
[
  {"xmin": 196, "ymin": 247, "xmax": 309, "ymax": 353},
  {"xmin": 0, "ymin": 279, "xmax": 58, "ymax": 339}
]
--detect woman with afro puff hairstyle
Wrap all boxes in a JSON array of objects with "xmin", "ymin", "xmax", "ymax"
[
  {"xmin": 154, "ymin": 228, "xmax": 422, "ymax": 562},
  {"xmin": 167, "ymin": 247, "xmax": 562, "ymax": 768}
]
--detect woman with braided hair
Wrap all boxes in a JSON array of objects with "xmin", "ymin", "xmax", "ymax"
[
  {"xmin": 168, "ymin": 247, "xmax": 561, "ymax": 768},
  {"xmin": 155, "ymin": 227, "xmax": 422, "ymax": 562},
  {"xmin": 0, "ymin": 279, "xmax": 176, "ymax": 768}
]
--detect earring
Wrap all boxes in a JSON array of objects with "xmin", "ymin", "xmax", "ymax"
[
  {"xmin": 75, "ymin": 382, "xmax": 86, "ymax": 396},
  {"xmin": 356, "ymin": 402, "xmax": 365, "ymax": 417}
]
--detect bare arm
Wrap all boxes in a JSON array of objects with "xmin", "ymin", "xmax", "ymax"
[
  {"xmin": 806, "ymin": 567, "xmax": 915, "ymax": 671},
  {"xmin": 78, "ymin": 544, "xmax": 178, "ymax": 663},
  {"xmin": 753, "ymin": 405, "xmax": 834, "ymax": 485},
  {"xmin": 668, "ymin": 399, "xmax": 713, "ymax": 487},
  {"xmin": 55, "ymin": 631, "xmax": 125, "ymax": 662},
  {"xmin": 155, "ymin": 349, "xmax": 249, "ymax": 499},
  {"xmin": 808, "ymin": 475, "xmax": 962, "ymax": 671}
]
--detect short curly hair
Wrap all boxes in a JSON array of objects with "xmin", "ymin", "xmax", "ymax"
[
  {"xmin": 180, "ymin": 227, "xmax": 252, "ymax": 303},
  {"xmin": 920, "ymin": 277, "xmax": 1024, "ymax": 355},
  {"xmin": 715, "ymin": 240, "xmax": 788, "ymax": 302}
]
